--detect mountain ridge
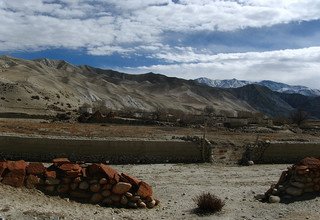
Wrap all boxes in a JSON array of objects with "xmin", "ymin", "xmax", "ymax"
[
  {"xmin": 0, "ymin": 56, "xmax": 319, "ymax": 119},
  {"xmin": 195, "ymin": 77, "xmax": 320, "ymax": 97}
]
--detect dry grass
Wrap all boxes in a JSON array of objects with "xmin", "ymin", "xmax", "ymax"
[{"xmin": 193, "ymin": 192, "xmax": 225, "ymax": 215}]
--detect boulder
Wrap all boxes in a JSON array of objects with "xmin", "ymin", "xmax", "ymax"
[
  {"xmin": 98, "ymin": 164, "xmax": 120, "ymax": 182},
  {"xmin": 269, "ymin": 196, "xmax": 281, "ymax": 203},
  {"xmin": 26, "ymin": 162, "xmax": 45, "ymax": 175},
  {"xmin": 112, "ymin": 182, "xmax": 132, "ymax": 194},
  {"xmin": 6, "ymin": 160, "xmax": 27, "ymax": 173},
  {"xmin": 25, "ymin": 174, "xmax": 40, "ymax": 189},
  {"xmin": 2, "ymin": 171, "xmax": 25, "ymax": 187},
  {"xmin": 285, "ymin": 187, "xmax": 303, "ymax": 197},
  {"xmin": 137, "ymin": 181, "xmax": 153, "ymax": 198},
  {"xmin": 121, "ymin": 173, "xmax": 141, "ymax": 188},
  {"xmin": 2, "ymin": 160, "xmax": 27, "ymax": 187},
  {"xmin": 45, "ymin": 170, "xmax": 57, "ymax": 179},
  {"xmin": 90, "ymin": 193, "xmax": 104, "ymax": 203}
]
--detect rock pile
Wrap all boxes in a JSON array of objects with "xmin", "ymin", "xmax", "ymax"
[
  {"xmin": 263, "ymin": 157, "xmax": 320, "ymax": 203},
  {"xmin": 0, "ymin": 158, "xmax": 159, "ymax": 209}
]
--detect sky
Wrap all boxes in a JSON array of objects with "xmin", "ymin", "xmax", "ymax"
[{"xmin": 0, "ymin": 0, "xmax": 320, "ymax": 88}]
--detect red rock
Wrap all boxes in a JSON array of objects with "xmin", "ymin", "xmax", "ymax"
[
  {"xmin": 66, "ymin": 170, "xmax": 81, "ymax": 178},
  {"xmin": 2, "ymin": 160, "xmax": 27, "ymax": 187},
  {"xmin": 59, "ymin": 163, "xmax": 82, "ymax": 177},
  {"xmin": 97, "ymin": 164, "xmax": 120, "ymax": 182},
  {"xmin": 59, "ymin": 163, "xmax": 81, "ymax": 171},
  {"xmin": 298, "ymin": 157, "xmax": 320, "ymax": 169},
  {"xmin": 0, "ymin": 161, "xmax": 7, "ymax": 177},
  {"xmin": 6, "ymin": 160, "xmax": 27, "ymax": 173},
  {"xmin": 26, "ymin": 162, "xmax": 45, "ymax": 175},
  {"xmin": 25, "ymin": 174, "xmax": 40, "ymax": 189},
  {"xmin": 52, "ymin": 158, "xmax": 70, "ymax": 166},
  {"xmin": 137, "ymin": 181, "xmax": 153, "ymax": 198},
  {"xmin": 120, "ymin": 173, "xmax": 141, "ymax": 187},
  {"xmin": 112, "ymin": 182, "xmax": 132, "ymax": 194},
  {"xmin": 45, "ymin": 170, "xmax": 57, "ymax": 179},
  {"xmin": 2, "ymin": 172, "xmax": 25, "ymax": 187}
]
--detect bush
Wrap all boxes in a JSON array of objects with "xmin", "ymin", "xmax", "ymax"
[{"xmin": 193, "ymin": 192, "xmax": 225, "ymax": 215}]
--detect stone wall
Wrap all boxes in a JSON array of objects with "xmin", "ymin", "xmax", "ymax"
[
  {"xmin": 0, "ymin": 135, "xmax": 205, "ymax": 164},
  {"xmin": 0, "ymin": 158, "xmax": 159, "ymax": 209},
  {"xmin": 243, "ymin": 141, "xmax": 320, "ymax": 164}
]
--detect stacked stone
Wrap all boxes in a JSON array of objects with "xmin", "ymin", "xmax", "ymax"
[
  {"xmin": 263, "ymin": 157, "xmax": 320, "ymax": 203},
  {"xmin": 0, "ymin": 158, "xmax": 159, "ymax": 209}
]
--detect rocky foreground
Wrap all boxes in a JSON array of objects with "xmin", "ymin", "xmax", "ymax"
[{"xmin": 0, "ymin": 158, "xmax": 159, "ymax": 209}]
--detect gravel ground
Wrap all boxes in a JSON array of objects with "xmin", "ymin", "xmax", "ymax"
[{"xmin": 1, "ymin": 163, "xmax": 320, "ymax": 220}]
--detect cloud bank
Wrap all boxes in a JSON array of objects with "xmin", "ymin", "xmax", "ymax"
[
  {"xmin": 1, "ymin": 0, "xmax": 320, "ymax": 54},
  {"xmin": 120, "ymin": 47, "xmax": 320, "ymax": 89},
  {"xmin": 1, "ymin": 0, "xmax": 320, "ymax": 88}
]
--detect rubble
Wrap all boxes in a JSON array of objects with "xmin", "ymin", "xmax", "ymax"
[
  {"xmin": 263, "ymin": 157, "xmax": 320, "ymax": 203},
  {"xmin": 0, "ymin": 158, "xmax": 159, "ymax": 209}
]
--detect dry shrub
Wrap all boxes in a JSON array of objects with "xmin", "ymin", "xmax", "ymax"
[{"xmin": 193, "ymin": 192, "xmax": 225, "ymax": 215}]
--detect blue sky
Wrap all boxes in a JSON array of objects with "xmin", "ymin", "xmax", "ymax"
[{"xmin": 1, "ymin": 0, "xmax": 320, "ymax": 88}]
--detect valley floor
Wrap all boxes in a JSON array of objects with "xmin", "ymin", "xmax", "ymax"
[{"xmin": 0, "ymin": 119, "xmax": 320, "ymax": 219}]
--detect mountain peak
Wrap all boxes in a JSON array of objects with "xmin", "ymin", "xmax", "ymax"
[
  {"xmin": 195, "ymin": 77, "xmax": 320, "ymax": 97},
  {"xmin": 34, "ymin": 58, "xmax": 78, "ymax": 72}
]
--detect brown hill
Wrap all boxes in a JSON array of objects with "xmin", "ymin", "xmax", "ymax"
[{"xmin": 0, "ymin": 56, "xmax": 253, "ymax": 116}]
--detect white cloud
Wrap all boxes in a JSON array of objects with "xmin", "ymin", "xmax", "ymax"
[
  {"xmin": 1, "ymin": 0, "xmax": 320, "ymax": 54},
  {"xmin": 120, "ymin": 47, "xmax": 320, "ymax": 89},
  {"xmin": 1, "ymin": 1, "xmax": 320, "ymax": 88}
]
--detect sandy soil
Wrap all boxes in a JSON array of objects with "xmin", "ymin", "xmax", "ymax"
[{"xmin": 1, "ymin": 163, "xmax": 320, "ymax": 220}]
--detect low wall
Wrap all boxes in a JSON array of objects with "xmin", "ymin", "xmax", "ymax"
[
  {"xmin": 250, "ymin": 141, "xmax": 320, "ymax": 164},
  {"xmin": 0, "ymin": 135, "xmax": 204, "ymax": 164}
]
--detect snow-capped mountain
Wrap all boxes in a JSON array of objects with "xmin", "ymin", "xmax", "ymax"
[
  {"xmin": 258, "ymin": 80, "xmax": 320, "ymax": 97},
  {"xmin": 195, "ymin": 77, "xmax": 251, "ymax": 88},
  {"xmin": 195, "ymin": 77, "xmax": 320, "ymax": 97}
]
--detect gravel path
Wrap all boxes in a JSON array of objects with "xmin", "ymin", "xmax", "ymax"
[{"xmin": 1, "ymin": 164, "xmax": 320, "ymax": 220}]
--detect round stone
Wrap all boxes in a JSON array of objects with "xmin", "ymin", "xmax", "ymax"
[
  {"xmin": 112, "ymin": 182, "xmax": 132, "ymax": 194},
  {"xmin": 269, "ymin": 195, "xmax": 281, "ymax": 203}
]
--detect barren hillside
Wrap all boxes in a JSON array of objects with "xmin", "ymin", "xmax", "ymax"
[{"xmin": 0, "ymin": 56, "xmax": 253, "ymax": 116}]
